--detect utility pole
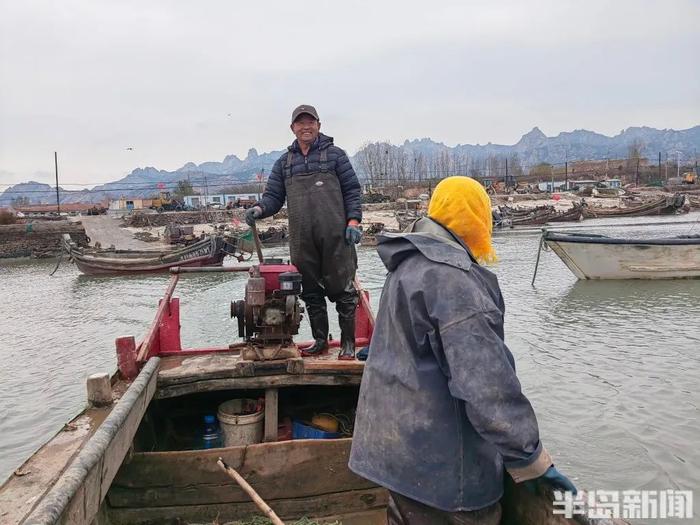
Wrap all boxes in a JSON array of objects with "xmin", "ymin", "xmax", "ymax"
[
  {"xmin": 550, "ymin": 165, "xmax": 554, "ymax": 193},
  {"xmin": 635, "ymin": 157, "xmax": 640, "ymax": 187},
  {"xmin": 504, "ymin": 158, "xmax": 508, "ymax": 187},
  {"xmin": 564, "ymin": 161, "xmax": 568, "ymax": 191},
  {"xmin": 658, "ymin": 152, "xmax": 662, "ymax": 182},
  {"xmin": 54, "ymin": 152, "xmax": 60, "ymax": 214},
  {"xmin": 676, "ymin": 150, "xmax": 681, "ymax": 178}
]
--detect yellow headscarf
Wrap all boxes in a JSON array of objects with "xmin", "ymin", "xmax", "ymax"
[{"xmin": 427, "ymin": 176, "xmax": 497, "ymax": 264}]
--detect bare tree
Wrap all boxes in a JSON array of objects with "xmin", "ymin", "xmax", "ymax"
[{"xmin": 626, "ymin": 139, "xmax": 645, "ymax": 171}]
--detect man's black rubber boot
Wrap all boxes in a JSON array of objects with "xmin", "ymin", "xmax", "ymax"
[
  {"xmin": 337, "ymin": 309, "xmax": 356, "ymax": 361},
  {"xmin": 301, "ymin": 305, "xmax": 329, "ymax": 357}
]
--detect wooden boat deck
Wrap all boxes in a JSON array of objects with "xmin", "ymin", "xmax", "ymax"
[
  {"xmin": 157, "ymin": 351, "xmax": 365, "ymax": 398},
  {"xmin": 0, "ymin": 382, "xmax": 129, "ymax": 524}
]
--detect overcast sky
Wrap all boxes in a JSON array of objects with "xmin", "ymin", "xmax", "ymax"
[{"xmin": 1, "ymin": 0, "xmax": 699, "ymax": 187}]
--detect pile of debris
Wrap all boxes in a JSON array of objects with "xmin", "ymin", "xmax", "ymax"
[
  {"xmin": 124, "ymin": 210, "xmax": 245, "ymax": 228},
  {"xmin": 133, "ymin": 231, "xmax": 161, "ymax": 243}
]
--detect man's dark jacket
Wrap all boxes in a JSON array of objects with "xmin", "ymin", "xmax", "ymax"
[
  {"xmin": 349, "ymin": 218, "xmax": 551, "ymax": 512},
  {"xmin": 257, "ymin": 133, "xmax": 362, "ymax": 222}
]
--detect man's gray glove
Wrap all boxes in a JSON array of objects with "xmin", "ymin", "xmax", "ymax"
[
  {"xmin": 245, "ymin": 206, "xmax": 263, "ymax": 227},
  {"xmin": 345, "ymin": 221, "xmax": 362, "ymax": 245}
]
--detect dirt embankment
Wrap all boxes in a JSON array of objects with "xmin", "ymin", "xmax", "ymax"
[{"xmin": 0, "ymin": 221, "xmax": 89, "ymax": 258}]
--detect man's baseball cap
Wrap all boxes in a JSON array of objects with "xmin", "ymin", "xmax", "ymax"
[{"xmin": 291, "ymin": 105, "xmax": 319, "ymax": 123}]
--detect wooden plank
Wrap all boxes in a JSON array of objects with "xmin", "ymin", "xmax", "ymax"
[
  {"xmin": 157, "ymin": 353, "xmax": 246, "ymax": 385},
  {"xmin": 106, "ymin": 487, "xmax": 388, "ymax": 525},
  {"xmin": 108, "ymin": 438, "xmax": 375, "ymax": 508},
  {"xmin": 155, "ymin": 374, "xmax": 362, "ymax": 399},
  {"xmin": 303, "ymin": 360, "xmax": 365, "ymax": 374},
  {"xmin": 157, "ymin": 353, "xmax": 365, "ymax": 387},
  {"xmin": 264, "ymin": 388, "xmax": 278, "ymax": 442}
]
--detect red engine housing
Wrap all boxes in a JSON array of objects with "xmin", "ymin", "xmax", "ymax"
[{"xmin": 255, "ymin": 263, "xmax": 299, "ymax": 294}]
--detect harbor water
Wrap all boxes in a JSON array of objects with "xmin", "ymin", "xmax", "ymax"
[{"xmin": 1, "ymin": 214, "xmax": 699, "ymax": 523}]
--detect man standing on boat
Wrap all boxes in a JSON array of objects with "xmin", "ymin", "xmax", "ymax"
[
  {"xmin": 246, "ymin": 105, "xmax": 362, "ymax": 360},
  {"xmin": 349, "ymin": 177, "xmax": 576, "ymax": 524}
]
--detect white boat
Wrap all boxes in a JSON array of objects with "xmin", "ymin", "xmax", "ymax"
[{"xmin": 543, "ymin": 230, "xmax": 700, "ymax": 280}]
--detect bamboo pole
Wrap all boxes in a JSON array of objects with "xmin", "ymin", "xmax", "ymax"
[{"xmin": 217, "ymin": 457, "xmax": 285, "ymax": 525}]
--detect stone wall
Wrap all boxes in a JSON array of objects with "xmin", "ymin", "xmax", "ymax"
[{"xmin": 0, "ymin": 221, "xmax": 89, "ymax": 258}]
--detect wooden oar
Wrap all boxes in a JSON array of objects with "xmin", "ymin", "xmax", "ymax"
[{"xmin": 217, "ymin": 457, "xmax": 285, "ymax": 525}]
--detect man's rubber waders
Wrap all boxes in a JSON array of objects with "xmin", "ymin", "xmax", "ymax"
[{"xmin": 283, "ymin": 149, "xmax": 358, "ymax": 358}]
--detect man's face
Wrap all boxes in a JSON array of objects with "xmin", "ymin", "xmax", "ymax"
[{"xmin": 291, "ymin": 114, "xmax": 320, "ymax": 145}]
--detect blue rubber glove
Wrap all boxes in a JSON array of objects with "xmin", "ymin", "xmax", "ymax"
[
  {"xmin": 345, "ymin": 224, "xmax": 362, "ymax": 245},
  {"xmin": 524, "ymin": 466, "xmax": 577, "ymax": 495},
  {"xmin": 245, "ymin": 206, "xmax": 263, "ymax": 227}
]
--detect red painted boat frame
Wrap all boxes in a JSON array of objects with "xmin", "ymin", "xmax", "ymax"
[{"xmin": 116, "ymin": 269, "xmax": 375, "ymax": 379}]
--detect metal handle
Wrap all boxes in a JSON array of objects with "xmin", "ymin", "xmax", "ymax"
[{"xmin": 251, "ymin": 223, "xmax": 264, "ymax": 264}]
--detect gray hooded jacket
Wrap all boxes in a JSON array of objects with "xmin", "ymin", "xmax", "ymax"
[{"xmin": 349, "ymin": 218, "xmax": 551, "ymax": 511}]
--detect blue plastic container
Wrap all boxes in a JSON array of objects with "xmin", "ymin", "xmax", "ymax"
[
  {"xmin": 201, "ymin": 414, "xmax": 222, "ymax": 449},
  {"xmin": 292, "ymin": 420, "xmax": 341, "ymax": 439}
]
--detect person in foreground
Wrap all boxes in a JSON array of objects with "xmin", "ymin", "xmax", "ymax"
[
  {"xmin": 349, "ymin": 176, "xmax": 576, "ymax": 524},
  {"xmin": 245, "ymin": 105, "xmax": 362, "ymax": 360}
]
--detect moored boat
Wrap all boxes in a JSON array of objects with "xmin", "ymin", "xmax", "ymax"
[
  {"xmin": 582, "ymin": 193, "xmax": 690, "ymax": 219},
  {"xmin": 543, "ymin": 230, "xmax": 700, "ymax": 279},
  {"xmin": 63, "ymin": 234, "xmax": 245, "ymax": 276}
]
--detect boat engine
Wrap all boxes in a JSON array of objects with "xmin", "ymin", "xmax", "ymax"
[{"xmin": 231, "ymin": 259, "xmax": 303, "ymax": 345}]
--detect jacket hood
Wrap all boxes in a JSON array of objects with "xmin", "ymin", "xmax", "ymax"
[
  {"xmin": 289, "ymin": 133, "xmax": 334, "ymax": 152},
  {"xmin": 376, "ymin": 218, "xmax": 475, "ymax": 273}
]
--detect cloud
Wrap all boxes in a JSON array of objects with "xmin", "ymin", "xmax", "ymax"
[{"xmin": 1, "ymin": 0, "xmax": 698, "ymax": 185}]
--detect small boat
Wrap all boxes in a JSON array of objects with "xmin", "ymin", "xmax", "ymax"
[
  {"xmin": 543, "ymin": 230, "xmax": 700, "ymax": 279},
  {"xmin": 258, "ymin": 225, "xmax": 288, "ymax": 246},
  {"xmin": 0, "ymin": 263, "xmax": 629, "ymax": 524},
  {"xmin": 494, "ymin": 203, "xmax": 586, "ymax": 228},
  {"xmin": 63, "ymin": 234, "xmax": 244, "ymax": 276},
  {"xmin": 582, "ymin": 194, "xmax": 690, "ymax": 219}
]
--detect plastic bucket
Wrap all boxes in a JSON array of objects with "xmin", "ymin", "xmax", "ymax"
[{"xmin": 217, "ymin": 399, "xmax": 264, "ymax": 447}]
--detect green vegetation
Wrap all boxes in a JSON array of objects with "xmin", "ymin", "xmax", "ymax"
[{"xmin": 174, "ymin": 179, "xmax": 196, "ymax": 199}]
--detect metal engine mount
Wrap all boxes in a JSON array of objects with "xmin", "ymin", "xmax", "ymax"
[{"xmin": 231, "ymin": 258, "xmax": 304, "ymax": 346}]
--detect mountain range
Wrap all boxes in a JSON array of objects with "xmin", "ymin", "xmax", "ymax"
[{"xmin": 2, "ymin": 125, "xmax": 699, "ymax": 206}]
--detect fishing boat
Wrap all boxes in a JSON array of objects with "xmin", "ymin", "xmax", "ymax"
[
  {"xmin": 582, "ymin": 193, "xmax": 690, "ymax": 219},
  {"xmin": 542, "ymin": 230, "xmax": 700, "ymax": 279},
  {"xmin": 63, "ymin": 234, "xmax": 246, "ymax": 276},
  {"xmin": 494, "ymin": 203, "xmax": 586, "ymax": 228},
  {"xmin": 0, "ymin": 258, "xmax": 629, "ymax": 524}
]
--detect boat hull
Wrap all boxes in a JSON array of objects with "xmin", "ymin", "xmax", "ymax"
[
  {"xmin": 73, "ymin": 251, "xmax": 226, "ymax": 276},
  {"xmin": 106, "ymin": 438, "xmax": 386, "ymax": 525},
  {"xmin": 66, "ymin": 236, "xmax": 228, "ymax": 276},
  {"xmin": 545, "ymin": 232, "xmax": 700, "ymax": 279}
]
